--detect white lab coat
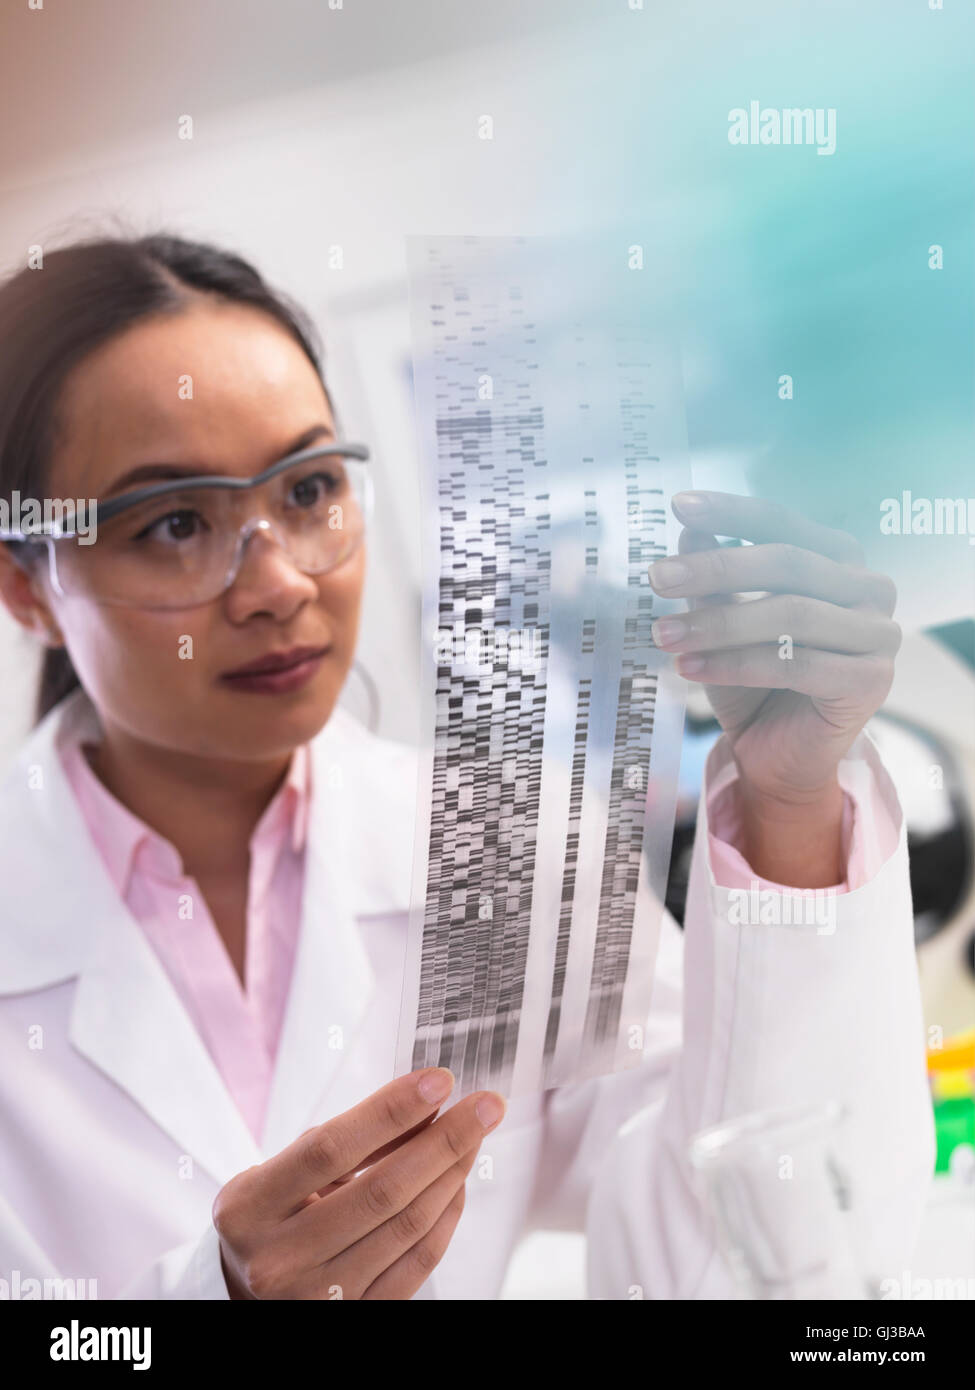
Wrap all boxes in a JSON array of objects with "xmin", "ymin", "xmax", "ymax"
[{"xmin": 0, "ymin": 687, "xmax": 934, "ymax": 1299}]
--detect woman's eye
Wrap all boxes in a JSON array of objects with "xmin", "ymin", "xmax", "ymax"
[
  {"xmin": 289, "ymin": 472, "xmax": 337, "ymax": 508},
  {"xmin": 135, "ymin": 509, "xmax": 202, "ymax": 543}
]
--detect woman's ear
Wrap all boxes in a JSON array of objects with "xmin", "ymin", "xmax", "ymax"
[{"xmin": 0, "ymin": 544, "xmax": 64, "ymax": 647}]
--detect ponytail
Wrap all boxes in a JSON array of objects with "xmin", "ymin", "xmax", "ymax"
[{"xmin": 36, "ymin": 648, "xmax": 81, "ymax": 724}]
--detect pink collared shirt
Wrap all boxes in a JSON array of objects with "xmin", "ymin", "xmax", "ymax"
[
  {"xmin": 59, "ymin": 728, "xmax": 311, "ymax": 1144},
  {"xmin": 58, "ymin": 713, "xmax": 895, "ymax": 1145}
]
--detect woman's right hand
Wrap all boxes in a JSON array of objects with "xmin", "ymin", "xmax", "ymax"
[{"xmin": 212, "ymin": 1067, "xmax": 505, "ymax": 1300}]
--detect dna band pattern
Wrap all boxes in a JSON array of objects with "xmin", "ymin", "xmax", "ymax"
[{"xmin": 400, "ymin": 235, "xmax": 689, "ymax": 1098}]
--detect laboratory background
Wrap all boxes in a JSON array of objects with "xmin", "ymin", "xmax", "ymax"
[{"xmin": 0, "ymin": 0, "xmax": 972, "ymax": 1297}]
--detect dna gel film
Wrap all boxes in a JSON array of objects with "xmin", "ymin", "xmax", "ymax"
[{"xmin": 396, "ymin": 235, "xmax": 691, "ymax": 1098}]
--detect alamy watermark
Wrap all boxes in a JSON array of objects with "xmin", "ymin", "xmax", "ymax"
[
  {"xmin": 50, "ymin": 1319, "xmax": 151, "ymax": 1370},
  {"xmin": 435, "ymin": 624, "xmax": 543, "ymax": 672},
  {"xmin": 1, "ymin": 1267, "xmax": 98, "ymax": 1298},
  {"xmin": 728, "ymin": 101, "xmax": 836, "ymax": 156},
  {"xmin": 879, "ymin": 1269, "xmax": 975, "ymax": 1300},
  {"xmin": 0, "ymin": 493, "xmax": 97, "ymax": 544},
  {"xmin": 727, "ymin": 879, "xmax": 838, "ymax": 936},
  {"xmin": 880, "ymin": 492, "xmax": 975, "ymax": 541}
]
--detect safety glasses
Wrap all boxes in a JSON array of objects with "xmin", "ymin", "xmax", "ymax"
[{"xmin": 0, "ymin": 441, "xmax": 373, "ymax": 611}]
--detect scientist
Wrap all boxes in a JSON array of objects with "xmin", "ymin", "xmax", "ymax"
[{"xmin": 0, "ymin": 234, "xmax": 933, "ymax": 1299}]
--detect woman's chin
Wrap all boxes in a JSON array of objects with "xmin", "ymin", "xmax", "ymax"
[{"xmin": 207, "ymin": 668, "xmax": 343, "ymax": 751}]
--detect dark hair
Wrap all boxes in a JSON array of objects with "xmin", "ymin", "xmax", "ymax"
[{"xmin": 0, "ymin": 227, "xmax": 336, "ymax": 723}]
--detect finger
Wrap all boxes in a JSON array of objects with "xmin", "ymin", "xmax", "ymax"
[
  {"xmin": 219, "ymin": 1149, "xmax": 471, "ymax": 1302},
  {"xmin": 256, "ymin": 1067, "xmax": 456, "ymax": 1219},
  {"xmin": 675, "ymin": 527, "xmax": 747, "ymax": 613},
  {"xmin": 652, "ymin": 594, "xmax": 901, "ymax": 658},
  {"xmin": 677, "ymin": 526, "xmax": 722, "ymax": 592},
  {"xmin": 672, "ymin": 491, "xmax": 865, "ymax": 566},
  {"xmin": 285, "ymin": 1091, "xmax": 505, "ymax": 1261},
  {"xmin": 674, "ymin": 527, "xmax": 771, "ymax": 725},
  {"xmin": 332, "ymin": 1112, "xmax": 441, "ymax": 1181},
  {"xmin": 359, "ymin": 1184, "xmax": 468, "ymax": 1301},
  {"xmin": 649, "ymin": 542, "xmax": 897, "ymax": 615},
  {"xmin": 294, "ymin": 1114, "xmax": 442, "ymax": 1207},
  {"xmin": 674, "ymin": 643, "xmax": 896, "ymax": 703},
  {"xmin": 324, "ymin": 1148, "xmax": 478, "ymax": 1299},
  {"xmin": 297, "ymin": 1109, "xmax": 438, "ymax": 1163}
]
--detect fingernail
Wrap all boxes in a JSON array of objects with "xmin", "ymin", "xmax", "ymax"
[
  {"xmin": 677, "ymin": 654, "xmax": 706, "ymax": 676},
  {"xmin": 652, "ymin": 617, "xmax": 688, "ymax": 648},
  {"xmin": 417, "ymin": 1068, "xmax": 454, "ymax": 1104},
  {"xmin": 475, "ymin": 1094, "xmax": 506, "ymax": 1130},
  {"xmin": 673, "ymin": 491, "xmax": 707, "ymax": 512},
  {"xmin": 649, "ymin": 559, "xmax": 691, "ymax": 590}
]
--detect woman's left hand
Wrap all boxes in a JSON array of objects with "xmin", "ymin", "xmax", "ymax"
[{"xmin": 648, "ymin": 491, "xmax": 902, "ymax": 886}]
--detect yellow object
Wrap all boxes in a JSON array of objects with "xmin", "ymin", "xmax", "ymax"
[
  {"xmin": 927, "ymin": 1028, "xmax": 975, "ymax": 1073},
  {"xmin": 930, "ymin": 1068, "xmax": 975, "ymax": 1102}
]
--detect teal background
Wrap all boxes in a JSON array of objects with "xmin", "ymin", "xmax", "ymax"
[{"xmin": 557, "ymin": 0, "xmax": 974, "ymax": 630}]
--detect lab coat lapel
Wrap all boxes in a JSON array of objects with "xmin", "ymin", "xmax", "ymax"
[
  {"xmin": 3, "ymin": 692, "xmax": 389, "ymax": 1199},
  {"xmin": 259, "ymin": 725, "xmax": 377, "ymax": 1157},
  {"xmin": 0, "ymin": 691, "xmax": 265, "ymax": 1186},
  {"xmin": 69, "ymin": 896, "xmax": 266, "ymax": 1186}
]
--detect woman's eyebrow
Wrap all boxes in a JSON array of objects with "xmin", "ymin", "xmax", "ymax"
[{"xmin": 101, "ymin": 424, "xmax": 336, "ymax": 498}]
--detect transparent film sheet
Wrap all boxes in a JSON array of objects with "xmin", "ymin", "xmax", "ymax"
[{"xmin": 396, "ymin": 235, "xmax": 691, "ymax": 1099}]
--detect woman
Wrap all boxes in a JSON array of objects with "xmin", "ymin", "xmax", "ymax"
[{"xmin": 0, "ymin": 234, "xmax": 933, "ymax": 1300}]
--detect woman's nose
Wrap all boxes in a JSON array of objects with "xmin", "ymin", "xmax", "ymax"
[{"xmin": 222, "ymin": 519, "xmax": 318, "ymax": 619}]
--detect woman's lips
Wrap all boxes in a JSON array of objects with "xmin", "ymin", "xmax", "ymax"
[{"xmin": 219, "ymin": 646, "xmax": 331, "ymax": 695}]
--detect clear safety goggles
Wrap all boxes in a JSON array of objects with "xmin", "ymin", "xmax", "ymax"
[{"xmin": 0, "ymin": 442, "xmax": 372, "ymax": 612}]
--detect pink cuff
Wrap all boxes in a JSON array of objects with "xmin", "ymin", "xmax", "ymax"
[{"xmin": 706, "ymin": 751, "xmax": 897, "ymax": 894}]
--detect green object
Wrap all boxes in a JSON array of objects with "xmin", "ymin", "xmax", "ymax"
[{"xmin": 933, "ymin": 1096, "xmax": 975, "ymax": 1173}]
